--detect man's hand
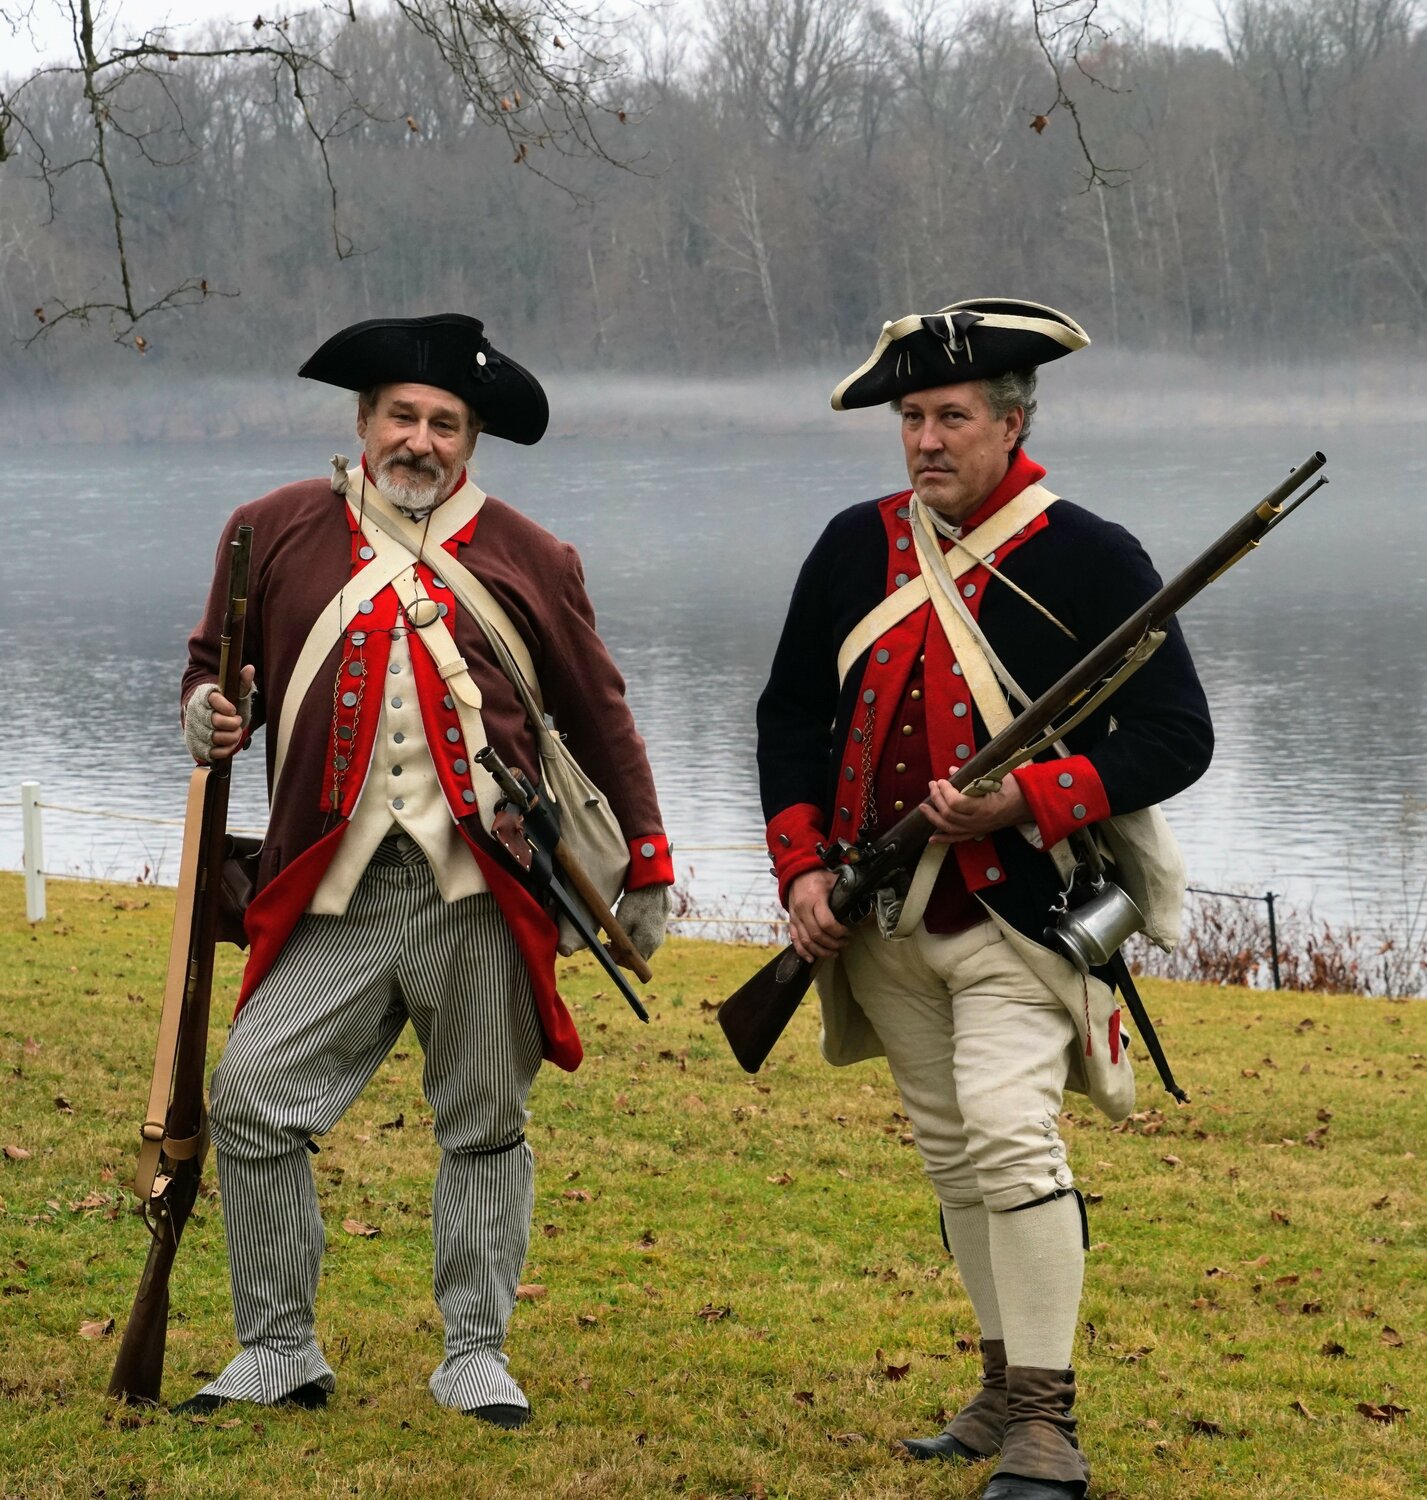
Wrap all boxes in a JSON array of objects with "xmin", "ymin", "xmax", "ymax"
[
  {"xmin": 787, "ymin": 867, "xmax": 850, "ymax": 963},
  {"xmin": 184, "ymin": 665, "xmax": 256, "ymax": 762},
  {"xmin": 922, "ymin": 771, "xmax": 1030, "ymax": 843},
  {"xmin": 614, "ymin": 883, "xmax": 671, "ymax": 960}
]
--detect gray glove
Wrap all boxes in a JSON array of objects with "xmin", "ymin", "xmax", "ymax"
[
  {"xmin": 183, "ymin": 680, "xmax": 254, "ymax": 763},
  {"xmin": 614, "ymin": 883, "xmax": 672, "ymax": 960}
]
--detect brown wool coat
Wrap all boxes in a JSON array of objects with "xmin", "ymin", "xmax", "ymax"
[{"xmin": 183, "ymin": 477, "xmax": 666, "ymax": 900}]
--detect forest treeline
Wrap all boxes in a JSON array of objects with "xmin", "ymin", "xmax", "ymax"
[{"xmin": 2, "ymin": 0, "xmax": 1425, "ymax": 393}]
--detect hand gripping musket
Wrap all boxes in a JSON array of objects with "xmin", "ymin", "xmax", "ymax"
[
  {"xmin": 474, "ymin": 744, "xmax": 653, "ymax": 1022},
  {"xmin": 108, "ymin": 526, "xmax": 253, "ymax": 1405},
  {"xmin": 718, "ymin": 452, "xmax": 1329, "ymax": 1075}
]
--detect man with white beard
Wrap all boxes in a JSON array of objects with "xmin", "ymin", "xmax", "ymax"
[{"xmin": 175, "ymin": 313, "xmax": 673, "ymax": 1425}]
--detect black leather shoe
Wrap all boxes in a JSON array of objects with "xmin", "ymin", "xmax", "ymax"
[
  {"xmin": 171, "ymin": 1380, "xmax": 330, "ymax": 1417},
  {"xmin": 898, "ymin": 1429, "xmax": 993, "ymax": 1462},
  {"xmin": 981, "ymin": 1477, "xmax": 1082, "ymax": 1499},
  {"xmin": 464, "ymin": 1402, "xmax": 530, "ymax": 1429}
]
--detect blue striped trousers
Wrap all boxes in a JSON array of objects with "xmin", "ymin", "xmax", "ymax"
[{"xmin": 199, "ymin": 836, "xmax": 544, "ymax": 1411}]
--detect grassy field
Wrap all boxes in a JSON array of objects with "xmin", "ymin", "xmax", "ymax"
[{"xmin": 1, "ymin": 872, "xmax": 1422, "ymax": 1499}]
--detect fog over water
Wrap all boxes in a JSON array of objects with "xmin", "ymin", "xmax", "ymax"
[{"xmin": 1, "ymin": 357, "xmax": 1423, "ymax": 946}]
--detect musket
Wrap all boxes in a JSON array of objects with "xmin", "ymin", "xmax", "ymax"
[
  {"xmin": 474, "ymin": 744, "xmax": 653, "ymax": 1022},
  {"xmin": 718, "ymin": 452, "xmax": 1328, "ymax": 1074},
  {"xmin": 108, "ymin": 525, "xmax": 253, "ymax": 1405}
]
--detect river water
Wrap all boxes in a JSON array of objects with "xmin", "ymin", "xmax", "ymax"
[{"xmin": 1, "ymin": 372, "xmax": 1423, "ymax": 945}]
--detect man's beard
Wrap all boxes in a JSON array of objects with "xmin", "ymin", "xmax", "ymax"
[{"xmin": 373, "ymin": 451, "xmax": 452, "ymax": 515}]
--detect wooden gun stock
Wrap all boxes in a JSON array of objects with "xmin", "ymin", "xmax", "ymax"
[
  {"xmin": 719, "ymin": 453, "xmax": 1327, "ymax": 1072},
  {"xmin": 108, "ymin": 525, "xmax": 252, "ymax": 1405}
]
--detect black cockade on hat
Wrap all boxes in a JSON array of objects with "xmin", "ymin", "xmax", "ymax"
[{"xmin": 299, "ymin": 313, "xmax": 549, "ymax": 445}]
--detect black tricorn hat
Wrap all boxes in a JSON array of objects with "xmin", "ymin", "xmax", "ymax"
[
  {"xmin": 831, "ymin": 297, "xmax": 1089, "ymax": 411},
  {"xmin": 299, "ymin": 313, "xmax": 549, "ymax": 445}
]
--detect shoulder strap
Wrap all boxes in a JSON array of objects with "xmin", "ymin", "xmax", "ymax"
[{"xmin": 836, "ymin": 483, "xmax": 1060, "ymax": 687}]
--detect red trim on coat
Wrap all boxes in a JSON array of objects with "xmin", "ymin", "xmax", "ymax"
[
  {"xmin": 625, "ymin": 833, "xmax": 675, "ymax": 889},
  {"xmin": 766, "ymin": 801, "xmax": 828, "ymax": 907},
  {"xmin": 1015, "ymin": 754, "xmax": 1111, "ymax": 850}
]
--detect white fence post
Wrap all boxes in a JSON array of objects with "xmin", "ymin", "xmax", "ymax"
[{"xmin": 21, "ymin": 781, "xmax": 45, "ymax": 923}]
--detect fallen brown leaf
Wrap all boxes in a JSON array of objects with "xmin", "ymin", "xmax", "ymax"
[
  {"xmin": 341, "ymin": 1218, "xmax": 380, "ymax": 1238},
  {"xmin": 3, "ymin": 1146, "xmax": 30, "ymax": 1162},
  {"xmin": 884, "ymin": 1362, "xmax": 911, "ymax": 1381},
  {"xmin": 1381, "ymin": 1327, "xmax": 1405, "ymax": 1347},
  {"xmin": 515, "ymin": 1284, "xmax": 548, "ymax": 1301},
  {"xmin": 1357, "ymin": 1402, "xmax": 1410, "ymax": 1424},
  {"xmin": 766, "ymin": 1172, "xmax": 793, "ymax": 1186},
  {"xmin": 79, "ymin": 1317, "xmax": 115, "ymax": 1339},
  {"xmin": 1290, "ymin": 1398, "xmax": 1316, "ymax": 1419},
  {"xmin": 696, "ymin": 1303, "xmax": 732, "ymax": 1322},
  {"xmin": 792, "ymin": 1390, "xmax": 815, "ymax": 1407}
]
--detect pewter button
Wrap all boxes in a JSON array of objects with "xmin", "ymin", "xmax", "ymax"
[
  {"xmin": 962, "ymin": 583, "xmax": 976, "ymax": 598},
  {"xmin": 956, "ymin": 743, "xmax": 970, "ymax": 759},
  {"xmin": 894, "ymin": 799, "xmax": 904, "ymax": 810},
  {"xmin": 911, "ymin": 689, "xmax": 922, "ymax": 700},
  {"xmin": 432, "ymin": 577, "xmax": 445, "ymax": 589},
  {"xmin": 358, "ymin": 599, "xmax": 374, "ymax": 614},
  {"xmin": 778, "ymin": 834, "xmax": 791, "ymax": 847},
  {"xmin": 852, "ymin": 729, "xmax": 864, "ymax": 743},
  {"xmin": 876, "ymin": 649, "xmax": 890, "ymax": 663},
  {"xmin": 453, "ymin": 758, "xmax": 467, "ymax": 773},
  {"xmin": 896, "ymin": 762, "xmax": 907, "ymax": 774},
  {"xmin": 347, "ymin": 661, "xmax": 364, "ymax": 677},
  {"xmin": 896, "ymin": 536, "xmax": 910, "ymax": 551},
  {"xmin": 902, "ymin": 724, "xmax": 913, "ymax": 735},
  {"xmin": 391, "ymin": 764, "xmax": 402, "ymax": 776},
  {"xmin": 333, "ymin": 755, "xmax": 347, "ymax": 770},
  {"xmin": 463, "ymin": 789, "xmax": 476, "ymax": 804},
  {"xmin": 351, "ymin": 631, "xmax": 367, "ymax": 646},
  {"xmin": 443, "ymin": 695, "xmax": 454, "ymax": 710},
  {"xmin": 863, "ymin": 689, "xmax": 876, "ymax": 704},
  {"xmin": 341, "ymin": 691, "xmax": 357, "ymax": 708},
  {"xmin": 1059, "ymin": 772, "xmax": 1074, "ymax": 788},
  {"xmin": 358, "ymin": 545, "xmax": 374, "ymax": 561},
  {"xmin": 843, "ymin": 766, "xmax": 855, "ymax": 782},
  {"xmin": 986, "ymin": 866, "xmax": 1001, "ymax": 881},
  {"xmin": 446, "ymin": 728, "xmax": 461, "ymax": 743},
  {"xmin": 897, "ymin": 505, "xmax": 910, "ymax": 519},
  {"xmin": 1073, "ymin": 803, "xmax": 1087, "ymax": 819},
  {"xmin": 438, "ymin": 602, "xmax": 449, "ymax": 617},
  {"xmin": 985, "ymin": 551, "xmax": 996, "ymax": 564},
  {"xmin": 392, "ymin": 797, "xmax": 404, "ymax": 810},
  {"xmin": 389, "ymin": 662, "xmax": 401, "ymax": 675},
  {"xmin": 839, "ymin": 807, "xmax": 851, "ymax": 820},
  {"xmin": 338, "ymin": 726, "xmax": 353, "ymax": 741},
  {"xmin": 390, "ymin": 696, "xmax": 402, "ymax": 708},
  {"xmin": 953, "ymin": 703, "xmax": 968, "ymax": 718},
  {"xmin": 393, "ymin": 731, "xmax": 405, "ymax": 744},
  {"xmin": 895, "ymin": 572, "xmax": 910, "ymax": 587},
  {"xmin": 641, "ymin": 841, "xmax": 657, "ymax": 858},
  {"xmin": 952, "ymin": 663, "xmax": 963, "ymax": 676}
]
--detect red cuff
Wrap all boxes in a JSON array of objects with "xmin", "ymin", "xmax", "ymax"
[
  {"xmin": 624, "ymin": 832, "xmax": 675, "ymax": 889},
  {"xmin": 1015, "ymin": 755, "xmax": 1111, "ymax": 850},
  {"xmin": 766, "ymin": 802, "xmax": 829, "ymax": 908}
]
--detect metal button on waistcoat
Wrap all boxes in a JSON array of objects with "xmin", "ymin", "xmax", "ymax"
[
  {"xmin": 432, "ymin": 577, "xmax": 445, "ymax": 589},
  {"xmin": 438, "ymin": 602, "xmax": 449, "ymax": 617},
  {"xmin": 443, "ymin": 695, "xmax": 454, "ymax": 710},
  {"xmin": 389, "ymin": 662, "xmax": 401, "ymax": 675},
  {"xmin": 844, "ymin": 766, "xmax": 855, "ymax": 781},
  {"xmin": 463, "ymin": 789, "xmax": 476, "ymax": 804},
  {"xmin": 347, "ymin": 662, "xmax": 364, "ymax": 677},
  {"xmin": 952, "ymin": 663, "xmax": 963, "ymax": 676},
  {"xmin": 986, "ymin": 866, "xmax": 1001, "ymax": 881},
  {"xmin": 392, "ymin": 797, "xmax": 404, "ymax": 810},
  {"xmin": 902, "ymin": 724, "xmax": 913, "ymax": 736},
  {"xmin": 956, "ymin": 743, "xmax": 970, "ymax": 759},
  {"xmin": 1059, "ymin": 772, "xmax": 1074, "ymax": 787},
  {"xmin": 962, "ymin": 583, "xmax": 976, "ymax": 599},
  {"xmin": 985, "ymin": 551, "xmax": 996, "ymax": 564},
  {"xmin": 911, "ymin": 689, "xmax": 922, "ymax": 701},
  {"xmin": 876, "ymin": 649, "xmax": 890, "ymax": 663},
  {"xmin": 358, "ymin": 599, "xmax": 374, "ymax": 614},
  {"xmin": 337, "ymin": 726, "xmax": 353, "ymax": 741},
  {"xmin": 778, "ymin": 834, "xmax": 791, "ymax": 847},
  {"xmin": 863, "ymin": 690, "xmax": 876, "ymax": 704},
  {"xmin": 852, "ymin": 728, "xmax": 864, "ymax": 743},
  {"xmin": 953, "ymin": 703, "xmax": 968, "ymax": 718},
  {"xmin": 351, "ymin": 632, "xmax": 367, "ymax": 646},
  {"xmin": 446, "ymin": 728, "xmax": 461, "ymax": 743},
  {"xmin": 897, "ymin": 505, "xmax": 911, "ymax": 519},
  {"xmin": 839, "ymin": 807, "xmax": 850, "ymax": 820},
  {"xmin": 341, "ymin": 691, "xmax": 357, "ymax": 708},
  {"xmin": 895, "ymin": 573, "xmax": 909, "ymax": 587},
  {"xmin": 358, "ymin": 545, "xmax": 375, "ymax": 561},
  {"xmin": 453, "ymin": 758, "xmax": 467, "ymax": 774},
  {"xmin": 333, "ymin": 755, "xmax": 347, "ymax": 770},
  {"xmin": 393, "ymin": 731, "xmax": 405, "ymax": 744},
  {"xmin": 896, "ymin": 762, "xmax": 907, "ymax": 774},
  {"xmin": 641, "ymin": 842, "xmax": 657, "ymax": 858},
  {"xmin": 894, "ymin": 800, "xmax": 904, "ymax": 810},
  {"xmin": 390, "ymin": 696, "xmax": 402, "ymax": 709},
  {"xmin": 896, "ymin": 536, "xmax": 910, "ymax": 551},
  {"xmin": 1073, "ymin": 804, "xmax": 1087, "ymax": 819},
  {"xmin": 391, "ymin": 765, "xmax": 402, "ymax": 776}
]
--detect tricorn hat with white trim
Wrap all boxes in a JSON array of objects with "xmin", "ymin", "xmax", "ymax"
[
  {"xmin": 831, "ymin": 297, "xmax": 1090, "ymax": 411},
  {"xmin": 299, "ymin": 313, "xmax": 549, "ymax": 445}
]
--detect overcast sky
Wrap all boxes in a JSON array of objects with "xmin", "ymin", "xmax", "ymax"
[{"xmin": 11, "ymin": 0, "xmax": 1228, "ymax": 67}]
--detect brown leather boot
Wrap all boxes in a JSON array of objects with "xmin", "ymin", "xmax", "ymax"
[
  {"xmin": 979, "ymin": 1365, "xmax": 1089, "ymax": 1499},
  {"xmin": 898, "ymin": 1337, "xmax": 1006, "ymax": 1461}
]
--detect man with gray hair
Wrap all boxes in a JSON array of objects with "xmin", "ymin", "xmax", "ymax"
[
  {"xmin": 178, "ymin": 313, "xmax": 673, "ymax": 1426},
  {"xmin": 757, "ymin": 298, "xmax": 1213, "ymax": 1498}
]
